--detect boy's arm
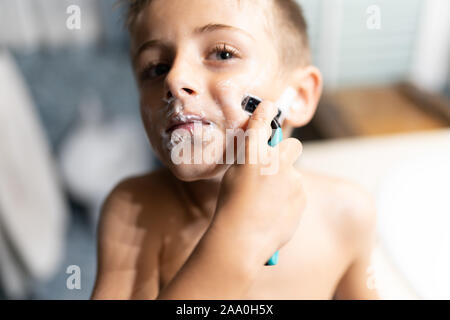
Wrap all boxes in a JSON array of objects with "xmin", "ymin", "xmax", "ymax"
[
  {"xmin": 94, "ymin": 101, "xmax": 302, "ymax": 299},
  {"xmin": 156, "ymin": 220, "xmax": 263, "ymax": 300},
  {"xmin": 91, "ymin": 180, "xmax": 262, "ymax": 300},
  {"xmin": 333, "ymin": 184, "xmax": 380, "ymax": 300},
  {"xmin": 91, "ymin": 181, "xmax": 160, "ymax": 300},
  {"xmin": 334, "ymin": 241, "xmax": 379, "ymax": 299}
]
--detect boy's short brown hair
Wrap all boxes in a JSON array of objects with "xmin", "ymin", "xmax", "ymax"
[{"xmin": 123, "ymin": 0, "xmax": 311, "ymax": 70}]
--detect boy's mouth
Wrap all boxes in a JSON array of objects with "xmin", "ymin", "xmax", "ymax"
[{"xmin": 166, "ymin": 113, "xmax": 212, "ymax": 134}]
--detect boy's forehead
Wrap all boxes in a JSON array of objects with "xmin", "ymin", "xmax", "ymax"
[{"xmin": 131, "ymin": 0, "xmax": 273, "ymax": 48}]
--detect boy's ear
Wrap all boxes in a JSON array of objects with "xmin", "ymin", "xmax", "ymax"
[{"xmin": 284, "ymin": 65, "xmax": 323, "ymax": 127}]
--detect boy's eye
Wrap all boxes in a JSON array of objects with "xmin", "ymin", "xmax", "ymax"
[
  {"xmin": 139, "ymin": 44, "xmax": 240, "ymax": 82},
  {"xmin": 208, "ymin": 43, "xmax": 240, "ymax": 61},
  {"xmin": 140, "ymin": 63, "xmax": 170, "ymax": 81}
]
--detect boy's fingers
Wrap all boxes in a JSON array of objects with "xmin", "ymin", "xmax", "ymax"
[
  {"xmin": 246, "ymin": 101, "xmax": 278, "ymax": 142},
  {"xmin": 279, "ymin": 138, "xmax": 303, "ymax": 166}
]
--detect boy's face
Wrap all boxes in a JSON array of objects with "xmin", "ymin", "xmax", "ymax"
[{"xmin": 131, "ymin": 0, "xmax": 288, "ymax": 181}]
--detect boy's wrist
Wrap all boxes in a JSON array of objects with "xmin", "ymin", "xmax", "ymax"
[{"xmin": 204, "ymin": 215, "xmax": 265, "ymax": 274}]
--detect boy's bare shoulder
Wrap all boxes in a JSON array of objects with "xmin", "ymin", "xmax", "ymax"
[
  {"xmin": 99, "ymin": 167, "xmax": 181, "ymax": 236},
  {"xmin": 105, "ymin": 167, "xmax": 176, "ymax": 207},
  {"xmin": 299, "ymin": 168, "xmax": 377, "ymax": 248}
]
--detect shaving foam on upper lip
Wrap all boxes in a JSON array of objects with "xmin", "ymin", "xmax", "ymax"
[
  {"xmin": 160, "ymin": 95, "xmax": 185, "ymax": 122},
  {"xmin": 162, "ymin": 95, "xmax": 176, "ymax": 105}
]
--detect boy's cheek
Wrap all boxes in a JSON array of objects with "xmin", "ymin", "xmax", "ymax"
[
  {"xmin": 211, "ymin": 63, "xmax": 282, "ymax": 130},
  {"xmin": 212, "ymin": 76, "xmax": 256, "ymax": 130}
]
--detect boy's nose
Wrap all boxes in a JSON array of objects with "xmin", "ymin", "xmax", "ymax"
[
  {"xmin": 165, "ymin": 87, "xmax": 195, "ymax": 101},
  {"xmin": 164, "ymin": 60, "xmax": 199, "ymax": 101}
]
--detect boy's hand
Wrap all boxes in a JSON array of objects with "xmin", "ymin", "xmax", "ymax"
[{"xmin": 211, "ymin": 100, "xmax": 306, "ymax": 266}]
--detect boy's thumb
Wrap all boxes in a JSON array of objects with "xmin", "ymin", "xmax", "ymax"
[{"xmin": 246, "ymin": 101, "xmax": 278, "ymax": 141}]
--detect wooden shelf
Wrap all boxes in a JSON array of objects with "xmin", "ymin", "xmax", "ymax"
[{"xmin": 312, "ymin": 83, "xmax": 450, "ymax": 139}]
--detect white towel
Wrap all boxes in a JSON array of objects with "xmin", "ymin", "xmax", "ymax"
[
  {"xmin": 0, "ymin": 50, "xmax": 68, "ymax": 298},
  {"xmin": 0, "ymin": 0, "xmax": 101, "ymax": 50}
]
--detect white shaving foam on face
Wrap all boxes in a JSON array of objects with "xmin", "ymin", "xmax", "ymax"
[
  {"xmin": 226, "ymin": 120, "xmax": 241, "ymax": 129},
  {"xmin": 276, "ymin": 87, "xmax": 297, "ymax": 116},
  {"xmin": 167, "ymin": 129, "xmax": 187, "ymax": 150},
  {"xmin": 241, "ymin": 87, "xmax": 298, "ymax": 125},
  {"xmin": 216, "ymin": 78, "xmax": 237, "ymax": 90},
  {"xmin": 162, "ymin": 95, "xmax": 176, "ymax": 105},
  {"xmin": 216, "ymin": 78, "xmax": 244, "ymax": 112},
  {"xmin": 291, "ymin": 100, "xmax": 303, "ymax": 111},
  {"xmin": 159, "ymin": 96, "xmax": 185, "ymax": 122},
  {"xmin": 275, "ymin": 86, "xmax": 298, "ymax": 124},
  {"xmin": 158, "ymin": 97, "xmax": 193, "ymax": 151},
  {"xmin": 213, "ymin": 104, "xmax": 226, "ymax": 119},
  {"xmin": 162, "ymin": 115, "xmax": 218, "ymax": 153}
]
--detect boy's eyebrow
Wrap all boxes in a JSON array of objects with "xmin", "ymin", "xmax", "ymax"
[
  {"xmin": 193, "ymin": 23, "xmax": 255, "ymax": 40},
  {"xmin": 133, "ymin": 23, "xmax": 254, "ymax": 63},
  {"xmin": 133, "ymin": 39, "xmax": 168, "ymax": 64}
]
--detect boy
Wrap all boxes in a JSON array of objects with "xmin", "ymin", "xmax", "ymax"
[{"xmin": 91, "ymin": 0, "xmax": 378, "ymax": 299}]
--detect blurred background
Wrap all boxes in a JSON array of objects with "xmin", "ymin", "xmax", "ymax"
[{"xmin": 0, "ymin": 0, "xmax": 449, "ymax": 299}]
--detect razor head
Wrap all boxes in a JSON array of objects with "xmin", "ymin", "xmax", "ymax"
[
  {"xmin": 242, "ymin": 94, "xmax": 282, "ymax": 130},
  {"xmin": 241, "ymin": 94, "xmax": 261, "ymax": 114}
]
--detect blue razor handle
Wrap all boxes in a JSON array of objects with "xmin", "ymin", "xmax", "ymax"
[
  {"xmin": 266, "ymin": 126, "xmax": 282, "ymax": 265},
  {"xmin": 242, "ymin": 95, "xmax": 283, "ymax": 266}
]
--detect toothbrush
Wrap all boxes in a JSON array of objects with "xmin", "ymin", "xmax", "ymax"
[{"xmin": 241, "ymin": 88, "xmax": 296, "ymax": 266}]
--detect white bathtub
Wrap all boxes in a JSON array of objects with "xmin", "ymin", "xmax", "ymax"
[{"xmin": 297, "ymin": 128, "xmax": 450, "ymax": 299}]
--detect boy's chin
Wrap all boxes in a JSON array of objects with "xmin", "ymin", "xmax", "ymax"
[{"xmin": 167, "ymin": 162, "xmax": 229, "ymax": 182}]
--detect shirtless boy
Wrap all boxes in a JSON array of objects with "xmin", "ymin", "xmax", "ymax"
[{"xmin": 91, "ymin": 0, "xmax": 379, "ymax": 300}]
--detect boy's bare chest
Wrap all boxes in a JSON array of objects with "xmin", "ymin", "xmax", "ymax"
[{"xmin": 156, "ymin": 208, "xmax": 350, "ymax": 299}]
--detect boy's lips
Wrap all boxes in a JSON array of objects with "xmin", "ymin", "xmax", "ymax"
[{"xmin": 165, "ymin": 114, "xmax": 212, "ymax": 133}]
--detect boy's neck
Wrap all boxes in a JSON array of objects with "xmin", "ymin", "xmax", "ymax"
[{"xmin": 170, "ymin": 171, "xmax": 224, "ymax": 222}]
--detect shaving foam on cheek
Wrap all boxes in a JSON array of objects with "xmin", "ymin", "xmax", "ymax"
[
  {"xmin": 241, "ymin": 86, "xmax": 297, "ymax": 127},
  {"xmin": 241, "ymin": 86, "xmax": 298, "ymax": 148},
  {"xmin": 215, "ymin": 77, "xmax": 253, "ymax": 130},
  {"xmin": 216, "ymin": 78, "xmax": 242, "ymax": 111},
  {"xmin": 213, "ymin": 58, "xmax": 276, "ymax": 130},
  {"xmin": 274, "ymin": 86, "xmax": 298, "ymax": 124}
]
